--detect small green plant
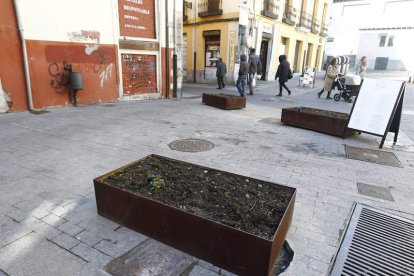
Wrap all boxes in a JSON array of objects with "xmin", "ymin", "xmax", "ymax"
[{"xmin": 147, "ymin": 171, "xmax": 165, "ymax": 190}]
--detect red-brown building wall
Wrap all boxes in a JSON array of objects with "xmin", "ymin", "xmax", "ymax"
[
  {"xmin": 26, "ymin": 40, "xmax": 119, "ymax": 109},
  {"xmin": 0, "ymin": 0, "xmax": 28, "ymax": 111}
]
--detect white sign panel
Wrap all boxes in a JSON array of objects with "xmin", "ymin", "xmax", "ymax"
[
  {"xmin": 348, "ymin": 78, "xmax": 403, "ymax": 135},
  {"xmin": 239, "ymin": 7, "xmax": 249, "ymax": 26}
]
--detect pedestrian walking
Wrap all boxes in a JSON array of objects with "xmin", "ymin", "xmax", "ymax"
[
  {"xmin": 318, "ymin": 57, "xmax": 338, "ymax": 99},
  {"xmin": 236, "ymin": 54, "xmax": 249, "ymax": 97},
  {"xmin": 275, "ymin": 55, "xmax": 292, "ymax": 96},
  {"xmin": 356, "ymin": 56, "xmax": 368, "ymax": 86},
  {"xmin": 247, "ymin": 48, "xmax": 259, "ymax": 95},
  {"xmin": 216, "ymin": 58, "xmax": 227, "ymax": 89}
]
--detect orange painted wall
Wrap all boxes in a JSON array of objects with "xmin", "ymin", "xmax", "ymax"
[
  {"xmin": 26, "ymin": 40, "xmax": 119, "ymax": 109},
  {"xmin": 0, "ymin": 0, "xmax": 28, "ymax": 111}
]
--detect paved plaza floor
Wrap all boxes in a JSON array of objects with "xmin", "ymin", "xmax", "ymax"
[{"xmin": 1, "ymin": 71, "xmax": 413, "ymax": 275}]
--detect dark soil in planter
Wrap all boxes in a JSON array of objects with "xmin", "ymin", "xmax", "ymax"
[
  {"xmin": 292, "ymin": 107, "xmax": 349, "ymax": 119},
  {"xmin": 104, "ymin": 155, "xmax": 294, "ymax": 240}
]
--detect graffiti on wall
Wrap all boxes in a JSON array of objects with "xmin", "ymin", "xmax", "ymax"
[
  {"xmin": 92, "ymin": 47, "xmax": 109, "ymax": 73},
  {"xmin": 45, "ymin": 43, "xmax": 117, "ymax": 92},
  {"xmin": 48, "ymin": 61, "xmax": 71, "ymax": 92},
  {"xmin": 68, "ymin": 30, "xmax": 100, "ymax": 43},
  {"xmin": 99, "ymin": 63, "xmax": 113, "ymax": 88},
  {"xmin": 121, "ymin": 54, "xmax": 157, "ymax": 95}
]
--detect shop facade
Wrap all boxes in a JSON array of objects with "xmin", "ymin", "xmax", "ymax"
[{"xmin": 0, "ymin": 0, "xmax": 182, "ymax": 112}]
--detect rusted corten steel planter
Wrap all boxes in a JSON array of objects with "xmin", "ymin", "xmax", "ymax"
[
  {"xmin": 94, "ymin": 155, "xmax": 296, "ymax": 276},
  {"xmin": 281, "ymin": 107, "xmax": 356, "ymax": 138},
  {"xmin": 202, "ymin": 93, "xmax": 246, "ymax": 110}
]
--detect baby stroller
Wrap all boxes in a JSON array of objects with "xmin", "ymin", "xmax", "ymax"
[{"xmin": 333, "ymin": 74, "xmax": 362, "ymax": 102}]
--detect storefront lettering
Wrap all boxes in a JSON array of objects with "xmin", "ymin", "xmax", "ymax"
[
  {"xmin": 118, "ymin": 0, "xmax": 155, "ymax": 38},
  {"xmin": 125, "ymin": 0, "xmax": 143, "ymax": 4},
  {"xmin": 124, "ymin": 24, "xmax": 146, "ymax": 30},
  {"xmin": 124, "ymin": 15, "xmax": 139, "ymax": 20},
  {"xmin": 123, "ymin": 5, "xmax": 150, "ymax": 14}
]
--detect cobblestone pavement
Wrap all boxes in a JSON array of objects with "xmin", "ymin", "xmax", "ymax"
[{"xmin": 1, "ymin": 71, "xmax": 413, "ymax": 275}]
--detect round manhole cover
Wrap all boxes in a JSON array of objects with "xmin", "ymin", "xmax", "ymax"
[{"xmin": 169, "ymin": 139, "xmax": 215, "ymax": 152}]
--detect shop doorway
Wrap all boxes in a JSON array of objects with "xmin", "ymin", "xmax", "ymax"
[
  {"xmin": 203, "ymin": 30, "xmax": 221, "ymax": 80},
  {"xmin": 260, "ymin": 40, "xmax": 269, "ymax": 80}
]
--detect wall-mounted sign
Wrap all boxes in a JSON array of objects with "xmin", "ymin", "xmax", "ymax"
[
  {"xmin": 262, "ymin": 22, "xmax": 273, "ymax": 34},
  {"xmin": 121, "ymin": 54, "xmax": 157, "ymax": 95},
  {"xmin": 239, "ymin": 7, "xmax": 249, "ymax": 26},
  {"xmin": 184, "ymin": 1, "xmax": 192, "ymax": 9},
  {"xmin": 229, "ymin": 31, "xmax": 236, "ymax": 72},
  {"xmin": 118, "ymin": 0, "xmax": 156, "ymax": 39}
]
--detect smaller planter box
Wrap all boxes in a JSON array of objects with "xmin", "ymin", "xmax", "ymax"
[
  {"xmin": 202, "ymin": 93, "xmax": 246, "ymax": 110},
  {"xmin": 281, "ymin": 107, "xmax": 355, "ymax": 137},
  {"xmin": 94, "ymin": 155, "xmax": 296, "ymax": 276}
]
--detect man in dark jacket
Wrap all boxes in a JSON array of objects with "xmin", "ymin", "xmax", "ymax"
[
  {"xmin": 247, "ymin": 49, "xmax": 259, "ymax": 95},
  {"xmin": 216, "ymin": 58, "xmax": 227, "ymax": 89},
  {"xmin": 275, "ymin": 55, "xmax": 292, "ymax": 96},
  {"xmin": 236, "ymin": 54, "xmax": 249, "ymax": 97}
]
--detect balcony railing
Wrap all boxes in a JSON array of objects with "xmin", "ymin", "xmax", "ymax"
[
  {"xmin": 297, "ymin": 11, "xmax": 312, "ymax": 30},
  {"xmin": 320, "ymin": 23, "xmax": 328, "ymax": 37},
  {"xmin": 198, "ymin": 0, "xmax": 223, "ymax": 17},
  {"xmin": 282, "ymin": 4, "xmax": 297, "ymax": 26},
  {"xmin": 311, "ymin": 18, "xmax": 320, "ymax": 34},
  {"xmin": 261, "ymin": 0, "xmax": 279, "ymax": 19}
]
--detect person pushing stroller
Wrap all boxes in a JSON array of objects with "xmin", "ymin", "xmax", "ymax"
[{"xmin": 318, "ymin": 58, "xmax": 338, "ymax": 99}]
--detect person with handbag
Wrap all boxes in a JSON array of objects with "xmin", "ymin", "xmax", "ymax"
[
  {"xmin": 275, "ymin": 55, "xmax": 292, "ymax": 96},
  {"xmin": 318, "ymin": 57, "xmax": 338, "ymax": 99},
  {"xmin": 247, "ymin": 48, "xmax": 259, "ymax": 95}
]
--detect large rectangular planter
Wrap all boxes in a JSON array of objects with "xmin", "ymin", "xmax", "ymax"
[
  {"xmin": 202, "ymin": 93, "xmax": 246, "ymax": 110},
  {"xmin": 281, "ymin": 107, "xmax": 355, "ymax": 137},
  {"xmin": 94, "ymin": 155, "xmax": 296, "ymax": 276}
]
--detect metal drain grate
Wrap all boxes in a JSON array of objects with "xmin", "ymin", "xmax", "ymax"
[
  {"xmin": 345, "ymin": 145, "xmax": 403, "ymax": 168},
  {"xmin": 329, "ymin": 203, "xmax": 414, "ymax": 275},
  {"xmin": 169, "ymin": 138, "xmax": 214, "ymax": 152},
  {"xmin": 357, "ymin": 182, "xmax": 394, "ymax": 202}
]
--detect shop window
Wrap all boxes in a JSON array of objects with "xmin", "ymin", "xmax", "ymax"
[
  {"xmin": 379, "ymin": 35, "xmax": 386, "ymax": 47},
  {"xmin": 203, "ymin": 31, "xmax": 221, "ymax": 67},
  {"xmin": 387, "ymin": 36, "xmax": 394, "ymax": 47}
]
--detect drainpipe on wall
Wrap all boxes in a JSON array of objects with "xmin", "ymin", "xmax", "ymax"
[
  {"xmin": 165, "ymin": 0, "xmax": 170, "ymax": 99},
  {"xmin": 13, "ymin": 0, "xmax": 34, "ymax": 111},
  {"xmin": 172, "ymin": 0, "xmax": 178, "ymax": 98}
]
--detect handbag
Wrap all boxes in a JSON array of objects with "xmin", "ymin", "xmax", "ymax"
[{"xmin": 288, "ymin": 69, "xmax": 293, "ymax": 79}]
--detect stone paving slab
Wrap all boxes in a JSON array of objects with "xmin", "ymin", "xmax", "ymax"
[
  {"xmin": 0, "ymin": 232, "xmax": 86, "ymax": 276},
  {"xmin": 0, "ymin": 217, "xmax": 32, "ymax": 249},
  {"xmin": 105, "ymin": 239, "xmax": 195, "ymax": 276},
  {"xmin": 0, "ymin": 79, "xmax": 414, "ymax": 275}
]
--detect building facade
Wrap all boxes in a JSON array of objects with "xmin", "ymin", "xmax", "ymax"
[
  {"xmin": 0, "ymin": 0, "xmax": 183, "ymax": 112},
  {"xmin": 325, "ymin": 0, "xmax": 414, "ymax": 72},
  {"xmin": 182, "ymin": 0, "xmax": 330, "ymax": 83}
]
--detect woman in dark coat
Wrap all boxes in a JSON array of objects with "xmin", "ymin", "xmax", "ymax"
[{"xmin": 275, "ymin": 55, "xmax": 292, "ymax": 96}]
